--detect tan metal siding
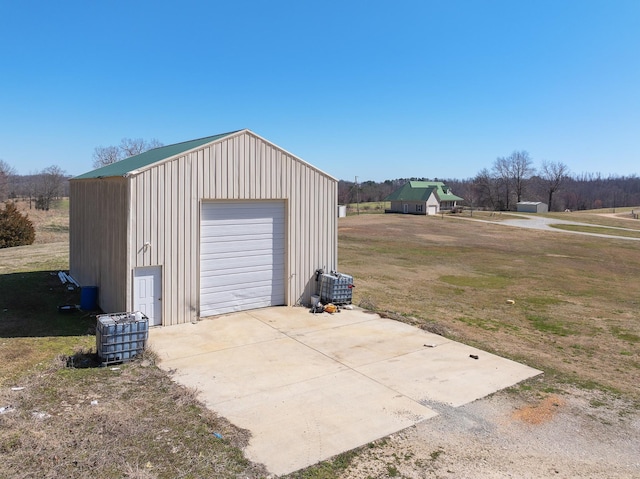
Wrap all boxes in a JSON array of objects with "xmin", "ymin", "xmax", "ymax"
[
  {"xmin": 104, "ymin": 130, "xmax": 336, "ymax": 325},
  {"xmin": 69, "ymin": 177, "xmax": 128, "ymax": 313}
]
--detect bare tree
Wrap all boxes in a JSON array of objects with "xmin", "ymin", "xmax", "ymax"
[
  {"xmin": 119, "ymin": 137, "xmax": 163, "ymax": 157},
  {"xmin": 474, "ymin": 168, "xmax": 500, "ymax": 210},
  {"xmin": 492, "ymin": 158, "xmax": 512, "ymax": 210},
  {"xmin": 92, "ymin": 138, "xmax": 163, "ymax": 168},
  {"xmin": 92, "ymin": 145, "xmax": 123, "ymax": 169},
  {"xmin": 492, "ymin": 151, "xmax": 535, "ymax": 209},
  {"xmin": 540, "ymin": 160, "xmax": 569, "ymax": 211},
  {"xmin": 0, "ymin": 159, "xmax": 17, "ymax": 201},
  {"xmin": 36, "ymin": 165, "xmax": 67, "ymax": 210},
  {"xmin": 455, "ymin": 179, "xmax": 480, "ymax": 215},
  {"xmin": 509, "ymin": 151, "xmax": 535, "ymax": 203}
]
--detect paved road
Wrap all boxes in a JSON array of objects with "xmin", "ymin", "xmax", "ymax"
[{"xmin": 459, "ymin": 214, "xmax": 640, "ymax": 241}]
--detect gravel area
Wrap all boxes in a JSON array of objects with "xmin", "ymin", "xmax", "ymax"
[{"xmin": 340, "ymin": 386, "xmax": 640, "ymax": 478}]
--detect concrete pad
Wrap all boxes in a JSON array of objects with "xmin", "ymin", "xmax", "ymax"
[
  {"xmin": 249, "ymin": 306, "xmax": 377, "ymax": 336},
  {"xmin": 159, "ymin": 337, "xmax": 348, "ymax": 405},
  {"xmin": 217, "ymin": 369, "xmax": 437, "ymax": 475},
  {"xmin": 358, "ymin": 341, "xmax": 539, "ymax": 407},
  {"xmin": 149, "ymin": 306, "xmax": 541, "ymax": 475},
  {"xmin": 294, "ymin": 317, "xmax": 449, "ymax": 368},
  {"xmin": 149, "ymin": 312, "xmax": 282, "ymax": 360}
]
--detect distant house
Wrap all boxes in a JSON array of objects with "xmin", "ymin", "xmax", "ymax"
[
  {"xmin": 385, "ymin": 181, "xmax": 464, "ymax": 215},
  {"xmin": 516, "ymin": 201, "xmax": 548, "ymax": 213}
]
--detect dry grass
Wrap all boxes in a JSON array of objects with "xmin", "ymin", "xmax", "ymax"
[
  {"xmin": 0, "ymin": 201, "xmax": 268, "ymax": 478},
  {"xmin": 0, "ymin": 352, "xmax": 266, "ymax": 478},
  {"xmin": 12, "ymin": 197, "xmax": 70, "ymax": 244},
  {"xmin": 339, "ymin": 213, "xmax": 640, "ymax": 399},
  {"xmin": 3, "ymin": 201, "xmax": 639, "ymax": 478}
]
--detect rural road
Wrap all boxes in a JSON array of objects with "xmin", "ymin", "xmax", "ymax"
[{"xmin": 458, "ymin": 214, "xmax": 640, "ymax": 241}]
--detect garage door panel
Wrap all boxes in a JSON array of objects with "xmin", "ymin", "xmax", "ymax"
[
  {"xmin": 201, "ymin": 244, "xmax": 285, "ymax": 256},
  {"xmin": 201, "ymin": 297, "xmax": 277, "ymax": 316},
  {"xmin": 200, "ymin": 201, "xmax": 285, "ymax": 317},
  {"xmin": 201, "ymin": 284, "xmax": 285, "ymax": 316},
  {"xmin": 201, "ymin": 221, "xmax": 284, "ymax": 237},
  {"xmin": 202, "ymin": 208, "xmax": 284, "ymax": 222},
  {"xmin": 201, "ymin": 281, "xmax": 284, "ymax": 300},
  {"xmin": 201, "ymin": 269, "xmax": 283, "ymax": 287},
  {"xmin": 201, "ymin": 254, "xmax": 282, "ymax": 273},
  {"xmin": 201, "ymin": 238, "xmax": 283, "ymax": 255}
]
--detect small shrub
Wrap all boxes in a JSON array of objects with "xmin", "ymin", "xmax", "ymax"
[
  {"xmin": 387, "ymin": 464, "xmax": 399, "ymax": 477},
  {"xmin": 35, "ymin": 195, "xmax": 50, "ymax": 211},
  {"xmin": 0, "ymin": 201, "xmax": 35, "ymax": 248}
]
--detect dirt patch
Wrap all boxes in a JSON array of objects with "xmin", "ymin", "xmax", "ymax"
[
  {"xmin": 339, "ymin": 387, "xmax": 639, "ymax": 479},
  {"xmin": 511, "ymin": 394, "xmax": 565, "ymax": 425}
]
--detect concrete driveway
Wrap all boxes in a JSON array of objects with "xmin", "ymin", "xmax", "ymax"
[
  {"xmin": 149, "ymin": 307, "xmax": 541, "ymax": 475},
  {"xmin": 465, "ymin": 213, "xmax": 640, "ymax": 241}
]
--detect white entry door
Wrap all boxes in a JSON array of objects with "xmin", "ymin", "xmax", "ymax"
[{"xmin": 133, "ymin": 266, "xmax": 162, "ymax": 326}]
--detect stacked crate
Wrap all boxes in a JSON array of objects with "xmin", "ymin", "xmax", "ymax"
[
  {"xmin": 96, "ymin": 312, "xmax": 149, "ymax": 366},
  {"xmin": 319, "ymin": 272, "xmax": 354, "ymax": 305}
]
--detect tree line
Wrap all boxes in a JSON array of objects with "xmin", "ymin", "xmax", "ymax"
[
  {"xmin": 3, "ymin": 146, "xmax": 639, "ymax": 213},
  {"xmin": 0, "ymin": 160, "xmax": 69, "ymax": 210},
  {"xmin": 340, "ymin": 151, "xmax": 640, "ymax": 212},
  {"xmin": 0, "ymin": 137, "xmax": 164, "ymax": 208}
]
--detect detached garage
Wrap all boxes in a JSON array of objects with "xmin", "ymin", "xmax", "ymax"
[
  {"xmin": 516, "ymin": 201, "xmax": 548, "ymax": 213},
  {"xmin": 70, "ymin": 129, "xmax": 338, "ymax": 326}
]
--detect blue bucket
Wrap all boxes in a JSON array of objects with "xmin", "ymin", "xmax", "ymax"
[{"xmin": 80, "ymin": 286, "xmax": 98, "ymax": 310}]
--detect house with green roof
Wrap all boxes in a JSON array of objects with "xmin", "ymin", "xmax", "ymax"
[
  {"xmin": 70, "ymin": 129, "xmax": 338, "ymax": 326},
  {"xmin": 384, "ymin": 181, "xmax": 464, "ymax": 215}
]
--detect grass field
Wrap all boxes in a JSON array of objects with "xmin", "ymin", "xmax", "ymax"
[
  {"xmin": 0, "ymin": 200, "xmax": 267, "ymax": 479},
  {"xmin": 339, "ymin": 212, "xmax": 640, "ymax": 399},
  {"xmin": 345, "ymin": 201, "xmax": 389, "ymax": 214},
  {"xmin": 1, "ymin": 200, "xmax": 639, "ymax": 477}
]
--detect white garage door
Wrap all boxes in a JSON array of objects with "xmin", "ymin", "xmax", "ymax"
[{"xmin": 200, "ymin": 201, "xmax": 285, "ymax": 317}]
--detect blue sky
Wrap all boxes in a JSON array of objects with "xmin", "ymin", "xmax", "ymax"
[{"xmin": 1, "ymin": 0, "xmax": 638, "ymax": 181}]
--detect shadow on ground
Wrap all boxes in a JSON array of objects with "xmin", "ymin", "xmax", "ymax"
[{"xmin": 0, "ymin": 271, "xmax": 97, "ymax": 338}]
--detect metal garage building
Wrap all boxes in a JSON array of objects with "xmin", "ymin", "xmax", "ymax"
[
  {"xmin": 70, "ymin": 129, "xmax": 337, "ymax": 326},
  {"xmin": 516, "ymin": 201, "xmax": 548, "ymax": 213}
]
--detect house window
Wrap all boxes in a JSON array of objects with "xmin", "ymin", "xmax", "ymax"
[{"xmin": 416, "ymin": 204, "xmax": 423, "ymax": 212}]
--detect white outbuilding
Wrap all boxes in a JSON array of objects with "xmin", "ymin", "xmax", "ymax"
[
  {"xmin": 516, "ymin": 201, "xmax": 549, "ymax": 213},
  {"xmin": 70, "ymin": 129, "xmax": 338, "ymax": 326}
]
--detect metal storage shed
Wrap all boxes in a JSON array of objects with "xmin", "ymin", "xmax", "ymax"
[
  {"xmin": 516, "ymin": 201, "xmax": 548, "ymax": 213},
  {"xmin": 70, "ymin": 129, "xmax": 338, "ymax": 326}
]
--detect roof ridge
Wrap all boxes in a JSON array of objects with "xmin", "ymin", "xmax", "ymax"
[
  {"xmin": 155, "ymin": 129, "xmax": 244, "ymax": 150},
  {"xmin": 73, "ymin": 130, "xmax": 245, "ymax": 179}
]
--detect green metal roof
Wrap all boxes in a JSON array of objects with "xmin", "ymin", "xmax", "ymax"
[
  {"xmin": 73, "ymin": 130, "xmax": 242, "ymax": 179},
  {"xmin": 385, "ymin": 182, "xmax": 436, "ymax": 201},
  {"xmin": 385, "ymin": 181, "xmax": 464, "ymax": 202}
]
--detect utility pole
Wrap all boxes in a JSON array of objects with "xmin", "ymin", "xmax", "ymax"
[{"xmin": 355, "ymin": 176, "xmax": 360, "ymax": 215}]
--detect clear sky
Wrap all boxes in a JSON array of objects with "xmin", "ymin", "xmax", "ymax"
[{"xmin": 1, "ymin": 0, "xmax": 638, "ymax": 182}]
